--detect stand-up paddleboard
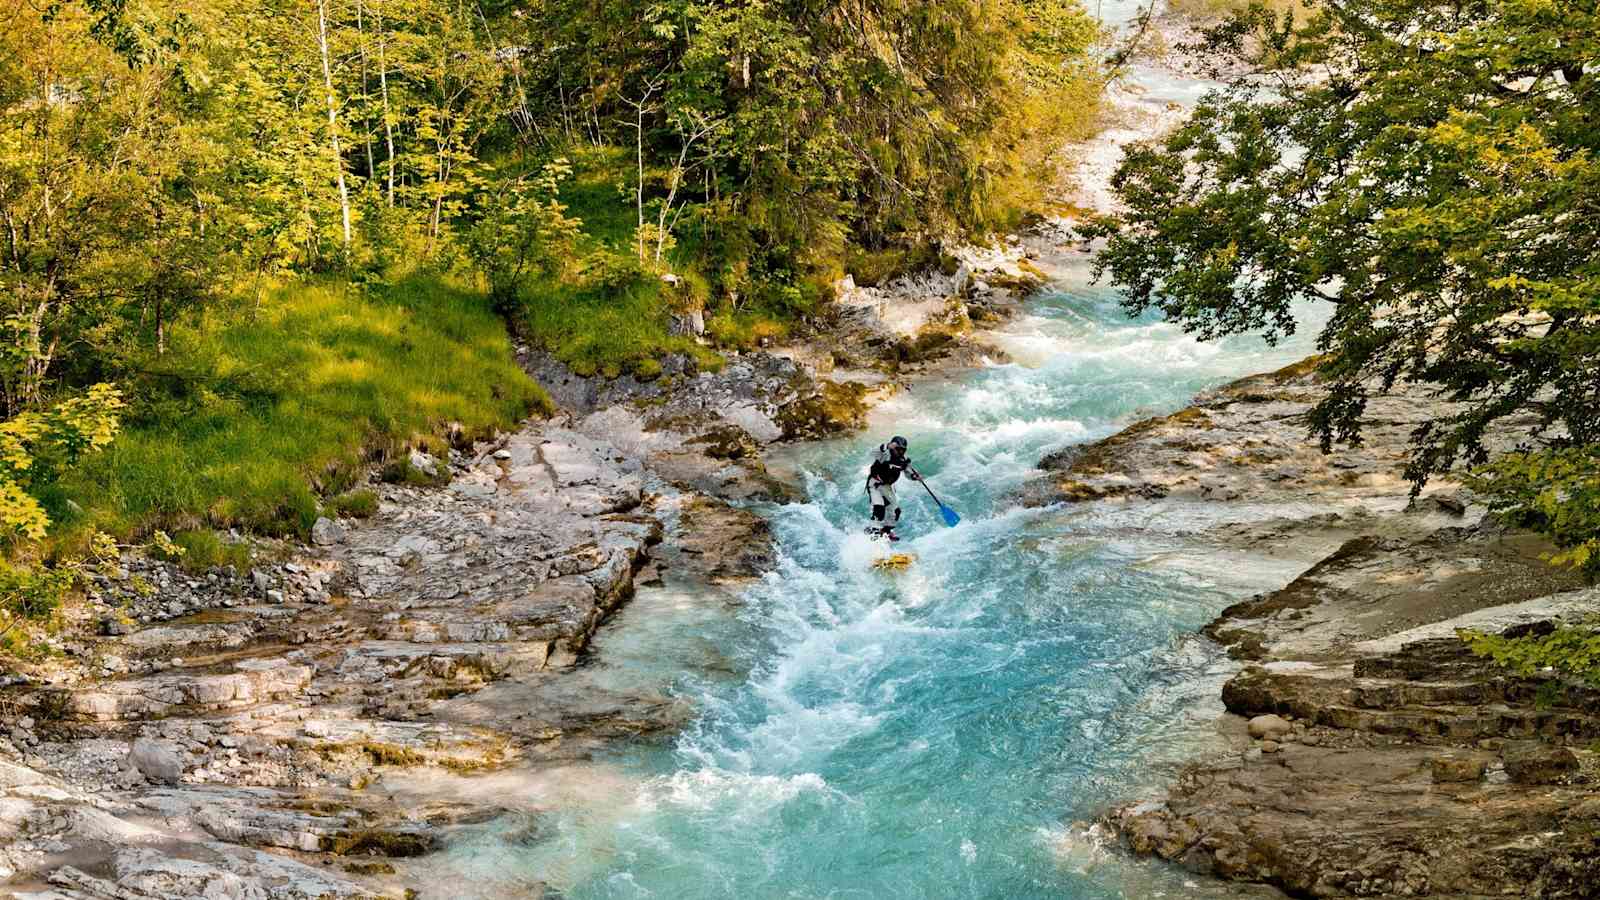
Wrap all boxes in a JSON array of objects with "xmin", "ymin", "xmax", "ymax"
[{"xmin": 872, "ymin": 553, "xmax": 915, "ymax": 571}]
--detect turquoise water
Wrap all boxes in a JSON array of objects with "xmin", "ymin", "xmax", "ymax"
[{"xmin": 436, "ymin": 260, "xmax": 1327, "ymax": 899}]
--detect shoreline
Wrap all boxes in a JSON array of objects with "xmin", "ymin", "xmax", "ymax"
[{"xmin": 1037, "ymin": 357, "xmax": 1600, "ymax": 897}]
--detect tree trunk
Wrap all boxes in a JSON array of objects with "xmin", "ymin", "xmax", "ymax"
[
  {"xmin": 316, "ymin": 0, "xmax": 353, "ymax": 249},
  {"xmin": 635, "ymin": 102, "xmax": 645, "ymax": 261},
  {"xmin": 375, "ymin": 0, "xmax": 397, "ymax": 206},
  {"xmin": 356, "ymin": 0, "xmax": 375, "ymax": 183}
]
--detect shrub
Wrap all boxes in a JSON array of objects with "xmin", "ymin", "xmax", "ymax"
[{"xmin": 1460, "ymin": 624, "xmax": 1600, "ymax": 687}]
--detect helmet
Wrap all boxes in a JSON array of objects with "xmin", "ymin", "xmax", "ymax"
[{"xmin": 888, "ymin": 436, "xmax": 908, "ymax": 454}]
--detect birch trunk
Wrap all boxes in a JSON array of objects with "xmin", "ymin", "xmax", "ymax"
[
  {"xmin": 374, "ymin": 0, "xmax": 396, "ymax": 206},
  {"xmin": 316, "ymin": 0, "xmax": 353, "ymax": 248}
]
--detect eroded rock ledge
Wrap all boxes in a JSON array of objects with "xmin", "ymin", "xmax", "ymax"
[{"xmin": 1051, "ymin": 360, "xmax": 1600, "ymax": 898}]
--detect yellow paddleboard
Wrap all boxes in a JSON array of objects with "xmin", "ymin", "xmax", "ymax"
[{"xmin": 872, "ymin": 553, "xmax": 915, "ymax": 571}]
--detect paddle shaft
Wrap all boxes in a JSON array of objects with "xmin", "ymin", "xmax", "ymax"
[{"xmin": 909, "ymin": 466, "xmax": 947, "ymax": 509}]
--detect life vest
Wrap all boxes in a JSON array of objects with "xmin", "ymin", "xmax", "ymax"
[{"xmin": 870, "ymin": 445, "xmax": 911, "ymax": 485}]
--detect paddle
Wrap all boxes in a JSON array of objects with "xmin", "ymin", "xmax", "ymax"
[{"xmin": 910, "ymin": 467, "xmax": 960, "ymax": 527}]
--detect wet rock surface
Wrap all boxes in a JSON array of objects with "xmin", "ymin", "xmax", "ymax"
[
  {"xmin": 0, "ymin": 416, "xmax": 775, "ymax": 899},
  {"xmin": 1066, "ymin": 358, "xmax": 1600, "ymax": 897}
]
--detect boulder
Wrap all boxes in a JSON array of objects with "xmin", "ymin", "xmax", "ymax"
[
  {"xmin": 1246, "ymin": 714, "xmax": 1293, "ymax": 741},
  {"xmin": 1429, "ymin": 755, "xmax": 1486, "ymax": 783},
  {"xmin": 311, "ymin": 517, "xmax": 346, "ymax": 546},
  {"xmin": 1503, "ymin": 741, "xmax": 1578, "ymax": 785},
  {"xmin": 129, "ymin": 738, "xmax": 185, "ymax": 784}
]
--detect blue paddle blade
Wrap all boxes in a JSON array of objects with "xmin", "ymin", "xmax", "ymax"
[{"xmin": 940, "ymin": 505, "xmax": 960, "ymax": 527}]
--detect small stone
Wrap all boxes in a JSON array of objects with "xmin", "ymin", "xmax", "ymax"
[
  {"xmin": 129, "ymin": 738, "xmax": 185, "ymax": 784},
  {"xmin": 493, "ymin": 449, "xmax": 512, "ymax": 460},
  {"xmin": 99, "ymin": 616, "xmax": 131, "ymax": 637},
  {"xmin": 266, "ymin": 589, "xmax": 285, "ymax": 604},
  {"xmin": 1430, "ymin": 755, "xmax": 1487, "ymax": 783},
  {"xmin": 1247, "ymin": 714, "xmax": 1293, "ymax": 741},
  {"xmin": 1261, "ymin": 740, "xmax": 1281, "ymax": 754},
  {"xmin": 18, "ymin": 717, "xmax": 33, "ymax": 730},
  {"xmin": 251, "ymin": 569, "xmax": 272, "ymax": 594}
]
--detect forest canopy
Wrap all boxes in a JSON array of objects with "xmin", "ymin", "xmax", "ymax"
[
  {"xmin": 1086, "ymin": 0, "xmax": 1600, "ymax": 571},
  {"xmin": 0, "ymin": 0, "xmax": 1104, "ymax": 614}
]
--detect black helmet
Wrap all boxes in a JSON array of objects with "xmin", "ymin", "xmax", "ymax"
[{"xmin": 889, "ymin": 436, "xmax": 908, "ymax": 453}]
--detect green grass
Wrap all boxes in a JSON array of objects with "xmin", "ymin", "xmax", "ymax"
[
  {"xmin": 326, "ymin": 489, "xmax": 380, "ymax": 519},
  {"xmin": 156, "ymin": 529, "xmax": 254, "ymax": 574},
  {"xmin": 704, "ymin": 309, "xmax": 789, "ymax": 349},
  {"xmin": 50, "ymin": 273, "xmax": 548, "ymax": 541},
  {"xmin": 517, "ymin": 272, "xmax": 722, "ymax": 377}
]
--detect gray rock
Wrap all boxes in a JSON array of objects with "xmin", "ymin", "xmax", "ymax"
[
  {"xmin": 129, "ymin": 739, "xmax": 185, "ymax": 784},
  {"xmin": 99, "ymin": 616, "xmax": 131, "ymax": 637},
  {"xmin": 311, "ymin": 517, "xmax": 346, "ymax": 546},
  {"xmin": 409, "ymin": 448, "xmax": 440, "ymax": 478}
]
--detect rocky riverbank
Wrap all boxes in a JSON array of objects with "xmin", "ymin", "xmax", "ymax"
[
  {"xmin": 1046, "ymin": 361, "xmax": 1600, "ymax": 897},
  {"xmin": 0, "ymin": 242, "xmax": 1047, "ymax": 898}
]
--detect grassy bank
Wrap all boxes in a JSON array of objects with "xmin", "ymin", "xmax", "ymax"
[{"xmin": 47, "ymin": 275, "xmax": 548, "ymax": 545}]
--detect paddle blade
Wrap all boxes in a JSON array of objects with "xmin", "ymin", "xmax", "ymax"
[{"xmin": 940, "ymin": 504, "xmax": 961, "ymax": 527}]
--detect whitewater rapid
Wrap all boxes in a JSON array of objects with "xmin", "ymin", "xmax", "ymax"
[{"xmin": 430, "ymin": 9, "xmax": 1337, "ymax": 898}]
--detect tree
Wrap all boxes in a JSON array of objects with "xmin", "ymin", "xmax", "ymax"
[
  {"xmin": 465, "ymin": 159, "xmax": 581, "ymax": 307},
  {"xmin": 1083, "ymin": 0, "xmax": 1600, "ymax": 569}
]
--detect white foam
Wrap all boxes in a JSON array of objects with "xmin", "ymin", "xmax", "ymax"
[{"xmin": 638, "ymin": 769, "xmax": 837, "ymax": 818}]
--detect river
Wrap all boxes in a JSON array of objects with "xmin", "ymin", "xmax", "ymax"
[{"xmin": 440, "ymin": 8, "xmax": 1331, "ymax": 898}]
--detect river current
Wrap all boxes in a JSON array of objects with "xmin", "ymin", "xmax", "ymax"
[{"xmin": 441, "ymin": 10, "xmax": 1332, "ymax": 898}]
